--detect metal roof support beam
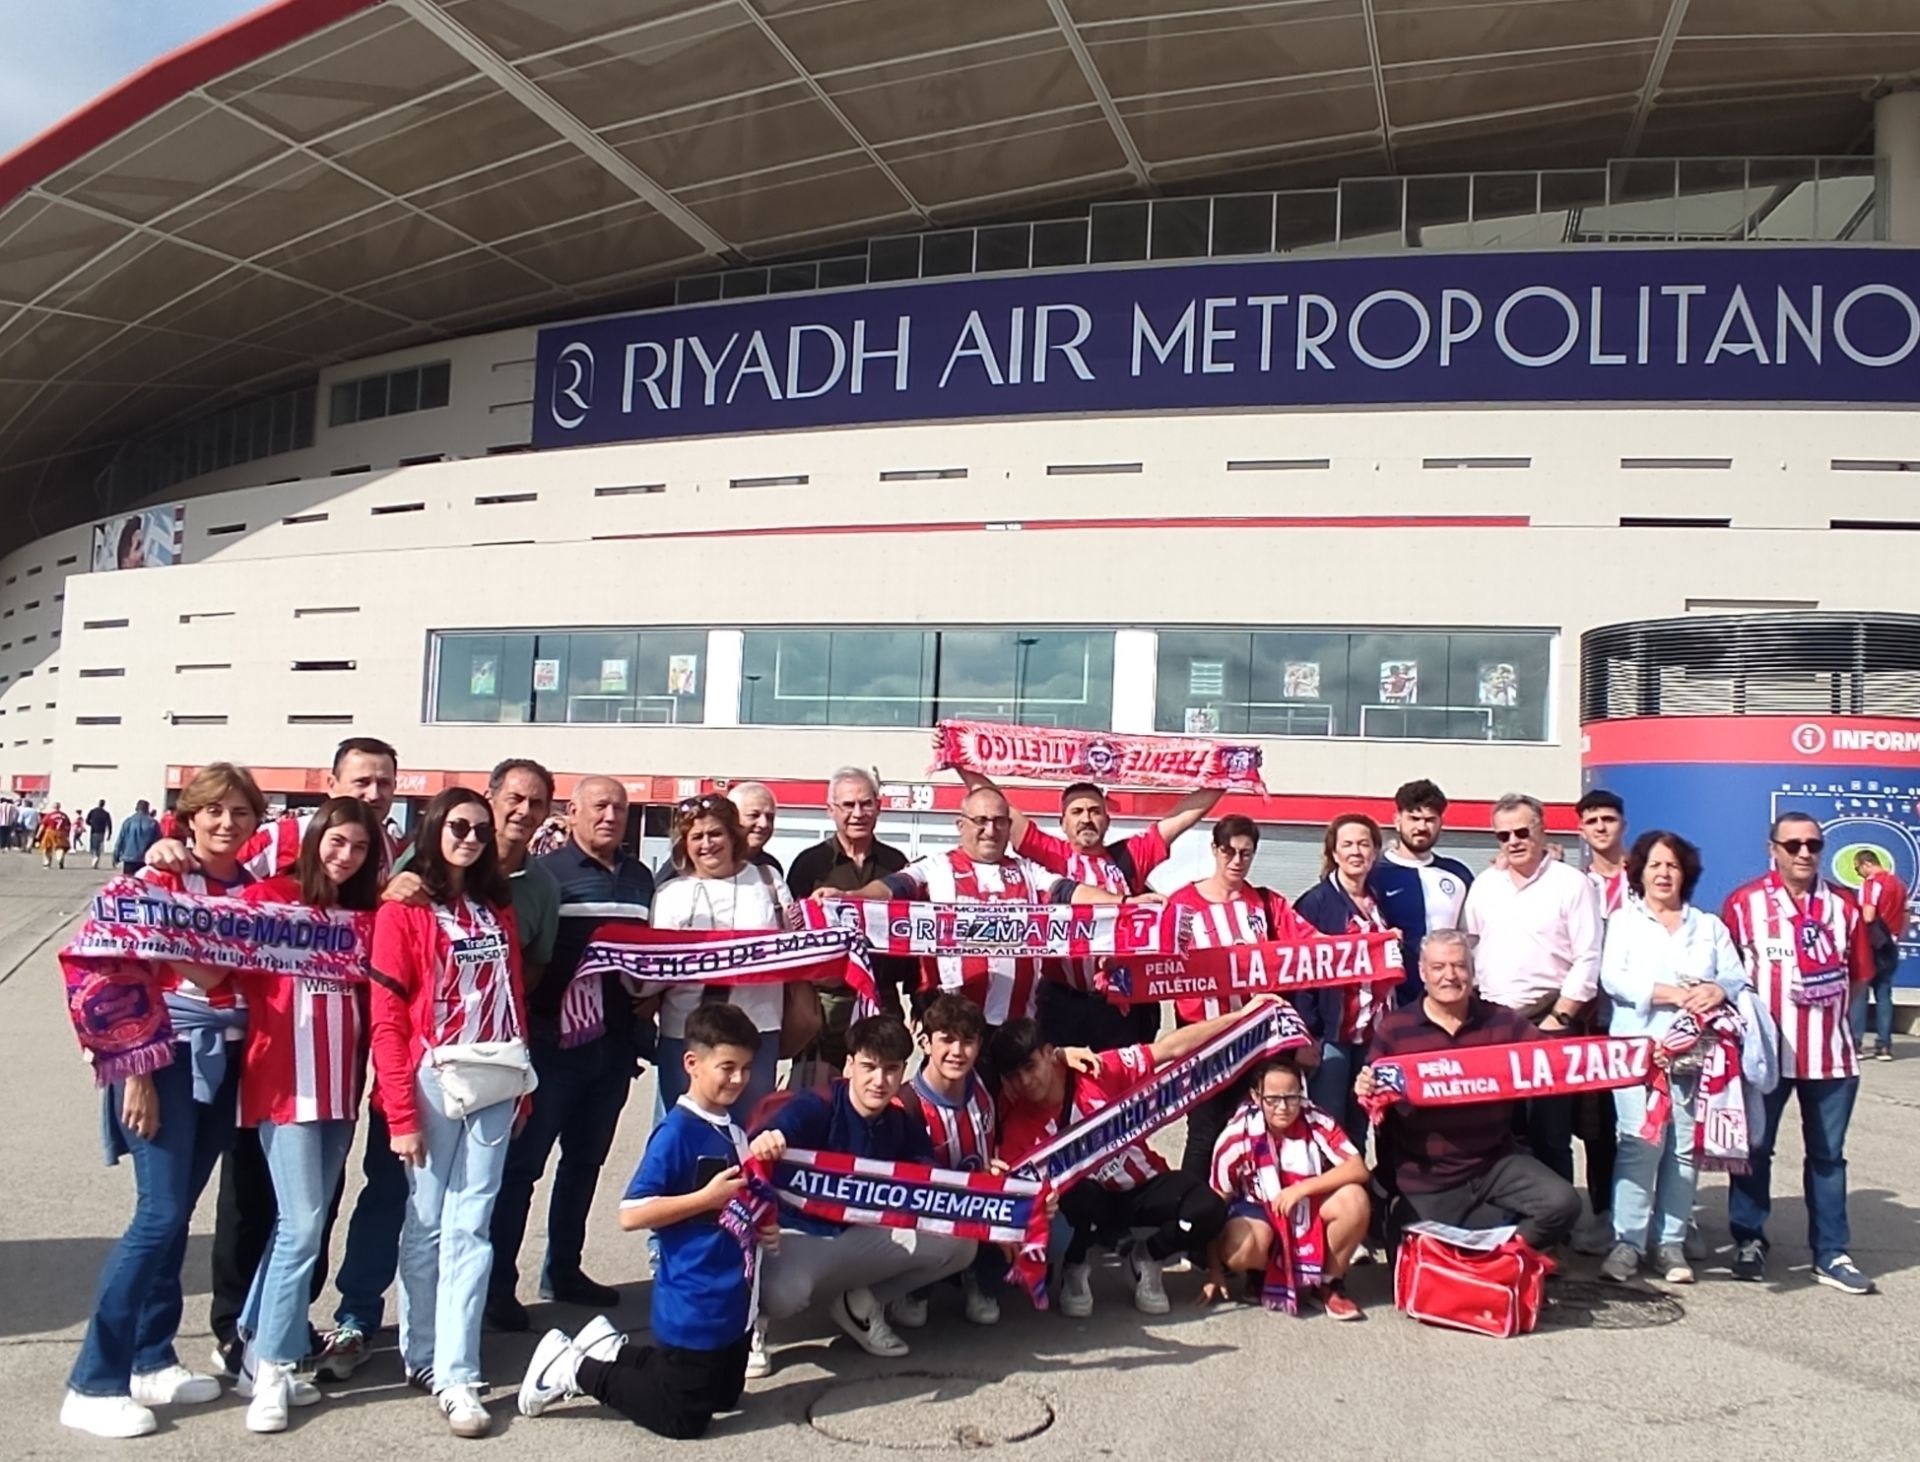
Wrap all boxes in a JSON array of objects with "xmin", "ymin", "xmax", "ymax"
[
  {"xmin": 1360, "ymin": 0, "xmax": 1395, "ymax": 174},
  {"xmin": 391, "ymin": 0, "xmax": 736, "ymax": 261},
  {"xmin": 1044, "ymin": 0, "xmax": 1151, "ymax": 192},
  {"xmin": 1625, "ymin": 0, "xmax": 1693, "ymax": 156}
]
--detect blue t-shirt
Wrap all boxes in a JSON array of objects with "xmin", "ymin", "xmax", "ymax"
[
  {"xmin": 757, "ymin": 1082, "xmax": 934, "ymax": 1236},
  {"xmin": 621, "ymin": 1100, "xmax": 750, "ymax": 1351}
]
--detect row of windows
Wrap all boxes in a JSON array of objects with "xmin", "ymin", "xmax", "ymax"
[
  {"xmin": 329, "ymin": 361, "xmax": 451, "ymax": 428},
  {"xmin": 430, "ymin": 627, "xmax": 1555, "ymax": 743},
  {"xmin": 108, "ymin": 385, "xmax": 317, "ymax": 501}
]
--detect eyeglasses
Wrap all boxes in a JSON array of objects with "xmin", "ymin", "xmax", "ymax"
[
  {"xmin": 446, "ymin": 817, "xmax": 493, "ymax": 844},
  {"xmin": 1774, "ymin": 837, "xmax": 1825, "ymax": 855},
  {"xmin": 1220, "ymin": 845, "xmax": 1256, "ymax": 863},
  {"xmin": 1259, "ymin": 1093, "xmax": 1307, "ymax": 1109},
  {"xmin": 961, "ymin": 814, "xmax": 1012, "ymax": 831},
  {"xmin": 1493, "ymin": 828, "xmax": 1534, "ymax": 843}
]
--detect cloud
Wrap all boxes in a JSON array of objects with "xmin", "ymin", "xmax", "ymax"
[{"xmin": 0, "ymin": 1, "xmax": 265, "ymax": 156}]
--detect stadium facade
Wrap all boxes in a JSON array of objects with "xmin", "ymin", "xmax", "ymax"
[{"xmin": 2, "ymin": 0, "xmax": 1919, "ymax": 882}]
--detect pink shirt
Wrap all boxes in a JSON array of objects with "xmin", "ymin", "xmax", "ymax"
[{"xmin": 1463, "ymin": 856, "xmax": 1603, "ymax": 1010}]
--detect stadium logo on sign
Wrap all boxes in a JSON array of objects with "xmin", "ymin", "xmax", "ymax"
[
  {"xmin": 1791, "ymin": 723, "xmax": 1827, "ymax": 755},
  {"xmin": 550, "ymin": 342, "xmax": 595, "ymax": 429}
]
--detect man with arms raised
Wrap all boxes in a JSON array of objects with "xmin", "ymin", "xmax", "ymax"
[
  {"xmin": 1722, "ymin": 812, "xmax": 1874, "ymax": 1293},
  {"xmin": 488, "ymin": 777, "xmax": 654, "ymax": 1329},
  {"xmin": 959, "ymin": 770, "xmax": 1219, "ymax": 1050}
]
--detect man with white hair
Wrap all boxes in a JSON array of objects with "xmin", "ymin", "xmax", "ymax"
[
  {"xmin": 728, "ymin": 781, "xmax": 783, "ymax": 874},
  {"xmin": 788, "ymin": 768, "xmax": 912, "ymax": 1041}
]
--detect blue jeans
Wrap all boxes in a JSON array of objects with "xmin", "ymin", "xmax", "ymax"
[
  {"xmin": 1308, "ymin": 1040, "xmax": 1367, "ymax": 1151},
  {"xmin": 1851, "ymin": 967, "xmax": 1898, "ymax": 1050},
  {"xmin": 68, "ymin": 1053, "xmax": 237, "ymax": 1396},
  {"xmin": 655, "ymin": 1034, "xmax": 779, "ymax": 1127},
  {"xmin": 398, "ymin": 1066, "xmax": 513, "ymax": 1389},
  {"xmin": 240, "ymin": 1119, "xmax": 354, "ymax": 1364},
  {"xmin": 1728, "ymin": 1076, "xmax": 1859, "ymax": 1265},
  {"xmin": 1610, "ymin": 1075, "xmax": 1698, "ymax": 1254},
  {"xmin": 488, "ymin": 1034, "xmax": 633, "ymax": 1303},
  {"xmin": 332, "ymin": 1105, "xmax": 410, "ymax": 1333}
]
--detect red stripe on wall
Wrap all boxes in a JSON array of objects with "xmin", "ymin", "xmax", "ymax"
[
  {"xmin": 595, "ymin": 514, "xmax": 1530, "ymax": 544},
  {"xmin": 0, "ymin": 0, "xmax": 383, "ymax": 209}
]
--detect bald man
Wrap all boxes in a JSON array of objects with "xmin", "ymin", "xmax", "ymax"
[{"xmin": 487, "ymin": 776, "xmax": 656, "ymax": 1331}]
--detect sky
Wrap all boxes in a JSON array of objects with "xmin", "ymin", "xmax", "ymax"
[{"xmin": 0, "ymin": 0, "xmax": 265, "ymax": 156}]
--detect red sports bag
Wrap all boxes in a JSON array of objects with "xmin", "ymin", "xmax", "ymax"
[{"xmin": 1393, "ymin": 1230, "xmax": 1551, "ymax": 1338}]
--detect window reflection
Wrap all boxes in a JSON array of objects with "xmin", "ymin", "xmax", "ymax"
[{"xmin": 432, "ymin": 630, "xmax": 706, "ymax": 724}]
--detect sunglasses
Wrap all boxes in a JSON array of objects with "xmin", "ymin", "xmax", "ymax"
[
  {"xmin": 1493, "ymin": 828, "xmax": 1534, "ymax": 843},
  {"xmin": 676, "ymin": 794, "xmax": 727, "ymax": 817},
  {"xmin": 1773, "ymin": 837, "xmax": 1825, "ymax": 856},
  {"xmin": 1220, "ymin": 845, "xmax": 1256, "ymax": 862},
  {"xmin": 446, "ymin": 817, "xmax": 493, "ymax": 844}
]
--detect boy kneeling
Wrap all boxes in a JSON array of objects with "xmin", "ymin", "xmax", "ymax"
[
  {"xmin": 749, "ymin": 1014, "xmax": 975, "ymax": 1376},
  {"xmin": 517, "ymin": 1003, "xmax": 762, "ymax": 1437},
  {"xmin": 1204, "ymin": 1057, "xmax": 1371, "ymax": 1320}
]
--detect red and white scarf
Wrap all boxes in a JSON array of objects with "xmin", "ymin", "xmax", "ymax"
[
  {"xmin": 932, "ymin": 719, "xmax": 1265, "ymax": 792},
  {"xmin": 1095, "ymin": 928, "xmax": 1402, "ymax": 1008},
  {"xmin": 1642, "ymin": 1008, "xmax": 1750, "ymax": 1174},
  {"xmin": 1215, "ymin": 1100, "xmax": 1332, "ymax": 1314},
  {"xmin": 1362, "ymin": 1034, "xmax": 1654, "ymax": 1122}
]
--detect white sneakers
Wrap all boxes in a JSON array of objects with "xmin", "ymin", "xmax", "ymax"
[
  {"xmin": 744, "ymin": 1322, "xmax": 772, "ymax": 1380},
  {"xmin": 1128, "ymin": 1248, "xmax": 1170, "ymax": 1315},
  {"xmin": 234, "ymin": 1349, "xmax": 320, "ymax": 1408},
  {"xmin": 130, "ymin": 1364, "xmax": 222, "ymax": 1407},
  {"xmin": 245, "ymin": 1361, "xmax": 294, "ymax": 1434},
  {"xmin": 518, "ymin": 1315, "xmax": 627, "ymax": 1418},
  {"xmin": 886, "ymin": 1293, "xmax": 930, "ymax": 1329},
  {"xmin": 830, "ymin": 1287, "xmax": 910, "ymax": 1357},
  {"xmin": 441, "ymin": 1383, "xmax": 491, "ymax": 1439},
  {"xmin": 1058, "ymin": 1262, "xmax": 1094, "ymax": 1318},
  {"xmin": 60, "ymin": 1392, "xmax": 156, "ymax": 1439},
  {"xmin": 962, "ymin": 1270, "xmax": 1001, "ymax": 1326}
]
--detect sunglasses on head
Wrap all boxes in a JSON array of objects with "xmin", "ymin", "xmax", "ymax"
[
  {"xmin": 1774, "ymin": 837, "xmax": 1825, "ymax": 855},
  {"xmin": 1493, "ymin": 828, "xmax": 1534, "ymax": 843},
  {"xmin": 676, "ymin": 794, "xmax": 726, "ymax": 817},
  {"xmin": 446, "ymin": 816, "xmax": 493, "ymax": 844}
]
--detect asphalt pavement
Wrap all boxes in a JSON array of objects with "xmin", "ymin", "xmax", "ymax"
[{"xmin": 4, "ymin": 856, "xmax": 1917, "ymax": 1460}]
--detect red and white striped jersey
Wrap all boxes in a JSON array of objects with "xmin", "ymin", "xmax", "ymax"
[
  {"xmin": 903, "ymin": 1071, "xmax": 996, "ymax": 1172},
  {"xmin": 1000, "ymin": 1044, "xmax": 1164, "ymax": 1192},
  {"xmin": 1589, "ymin": 868, "xmax": 1628, "ymax": 919},
  {"xmin": 235, "ymin": 875, "xmax": 365, "ymax": 1126},
  {"xmin": 1017, "ymin": 823, "xmax": 1169, "ymax": 992},
  {"xmin": 1337, "ymin": 894, "xmax": 1390, "ymax": 1045},
  {"xmin": 890, "ymin": 850, "xmax": 1057, "ymax": 1025},
  {"xmin": 140, "ymin": 864, "xmax": 253, "ymax": 1013},
  {"xmin": 241, "ymin": 810, "xmax": 401, "ymax": 884},
  {"xmin": 1166, "ymin": 882, "xmax": 1316, "ymax": 1024},
  {"xmin": 1209, "ymin": 1105, "xmax": 1356, "ymax": 1200},
  {"xmin": 428, "ymin": 899, "xmax": 519, "ymax": 1046},
  {"xmin": 1721, "ymin": 872, "xmax": 1872, "ymax": 1081}
]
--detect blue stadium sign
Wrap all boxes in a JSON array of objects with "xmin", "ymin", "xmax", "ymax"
[{"xmin": 534, "ymin": 247, "xmax": 1920, "ymax": 447}]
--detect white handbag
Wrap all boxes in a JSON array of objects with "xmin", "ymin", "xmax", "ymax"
[{"xmin": 427, "ymin": 1038, "xmax": 537, "ymax": 1121}]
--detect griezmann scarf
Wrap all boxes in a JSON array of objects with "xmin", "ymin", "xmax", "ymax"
[
  {"xmin": 61, "ymin": 877, "xmax": 369, "ymax": 1086},
  {"xmin": 1642, "ymin": 1008, "xmax": 1751, "ymax": 1174},
  {"xmin": 1361, "ymin": 1034, "xmax": 1655, "ymax": 1123},
  {"xmin": 1215, "ymin": 1100, "xmax": 1331, "ymax": 1315},
  {"xmin": 1095, "ymin": 928, "xmax": 1403, "ymax": 1008},
  {"xmin": 931, "ymin": 719, "xmax": 1265, "ymax": 792},
  {"xmin": 820, "ymin": 897, "xmax": 1179, "ymax": 961}
]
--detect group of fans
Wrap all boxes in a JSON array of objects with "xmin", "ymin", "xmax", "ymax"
[{"xmin": 57, "ymin": 735, "xmax": 1902, "ymax": 1442}]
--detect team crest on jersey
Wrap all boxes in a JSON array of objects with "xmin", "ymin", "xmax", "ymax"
[{"xmin": 1438, "ymin": 877, "xmax": 1457, "ymax": 896}]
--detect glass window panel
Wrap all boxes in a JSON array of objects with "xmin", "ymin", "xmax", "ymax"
[
  {"xmin": 269, "ymin": 392, "xmax": 293, "ymax": 455},
  {"xmin": 827, "ymin": 630, "xmax": 934, "ymax": 727},
  {"xmin": 294, "ymin": 387, "xmax": 315, "ymax": 448},
  {"xmin": 1444, "ymin": 631, "xmax": 1553, "ymax": 743},
  {"xmin": 247, "ymin": 399, "xmax": 272, "ymax": 460},
  {"xmin": 433, "ymin": 632, "xmax": 520, "ymax": 723},
  {"xmin": 742, "ymin": 630, "xmax": 827, "ymax": 726},
  {"xmin": 1210, "ymin": 193, "xmax": 1274, "ymax": 256},
  {"xmin": 720, "ymin": 268, "xmax": 769, "ymax": 298},
  {"xmin": 1747, "ymin": 157, "xmax": 1817, "ymax": 240},
  {"xmin": 975, "ymin": 224, "xmax": 1031, "ymax": 273},
  {"xmin": 1274, "ymin": 190, "xmax": 1338, "ymax": 253},
  {"xmin": 1089, "ymin": 202, "xmax": 1147, "ymax": 264},
  {"xmin": 868, "ymin": 235, "xmax": 921, "ymax": 282},
  {"xmin": 1155, "ymin": 632, "xmax": 1253, "ymax": 735},
  {"xmin": 1540, "ymin": 169, "xmax": 1604, "ymax": 244},
  {"xmin": 328, "ymin": 380, "xmax": 356, "ymax": 426},
  {"xmin": 624, "ymin": 630, "xmax": 706, "ymax": 724},
  {"xmin": 1605, "ymin": 159, "xmax": 1676, "ymax": 241},
  {"xmin": 1407, "ymin": 174, "xmax": 1471, "ymax": 249},
  {"xmin": 1345, "ymin": 631, "xmax": 1454, "ymax": 741},
  {"xmin": 419, "ymin": 361, "xmax": 451, "ymax": 409},
  {"xmin": 530, "ymin": 630, "xmax": 573, "ymax": 724},
  {"xmin": 1816, "ymin": 156, "xmax": 1876, "ymax": 240},
  {"xmin": 1676, "ymin": 158, "xmax": 1750, "ymax": 240},
  {"xmin": 769, "ymin": 262, "xmax": 818, "ymax": 293},
  {"xmin": 357, "ymin": 373, "xmax": 388, "ymax": 421},
  {"xmin": 1148, "ymin": 198, "xmax": 1210, "ymax": 260},
  {"xmin": 562, "ymin": 631, "xmax": 638, "ymax": 723},
  {"xmin": 1031, "ymin": 218, "xmax": 1089, "ymax": 269},
  {"xmin": 936, "ymin": 630, "xmax": 1111, "ymax": 729},
  {"xmin": 677, "ymin": 273, "xmax": 723, "ymax": 303},
  {"xmin": 1249, "ymin": 631, "xmax": 1349, "ymax": 737},
  {"xmin": 817, "ymin": 255, "xmax": 868, "ymax": 289},
  {"xmin": 1338, "ymin": 178, "xmax": 1403, "ymax": 252},
  {"xmin": 1474, "ymin": 172, "xmax": 1543, "ymax": 247},
  {"xmin": 388, "ymin": 366, "xmax": 420, "ymax": 415},
  {"xmin": 921, "ymin": 230, "xmax": 975, "ymax": 277}
]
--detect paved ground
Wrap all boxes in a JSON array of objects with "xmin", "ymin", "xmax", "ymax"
[{"xmin": 4, "ymin": 856, "xmax": 1917, "ymax": 1460}]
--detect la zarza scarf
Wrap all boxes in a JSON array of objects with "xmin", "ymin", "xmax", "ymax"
[
  {"xmin": 931, "ymin": 719, "xmax": 1265, "ymax": 792},
  {"xmin": 61, "ymin": 878, "xmax": 369, "ymax": 1085},
  {"xmin": 1362, "ymin": 1034, "xmax": 1654, "ymax": 1122},
  {"xmin": 1097, "ymin": 928, "xmax": 1403, "ymax": 1007}
]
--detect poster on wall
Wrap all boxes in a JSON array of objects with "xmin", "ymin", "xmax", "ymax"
[
  {"xmin": 469, "ymin": 656, "xmax": 497, "ymax": 697},
  {"xmin": 668, "ymin": 654, "xmax": 699, "ymax": 696},
  {"xmin": 1478, "ymin": 662, "xmax": 1519, "ymax": 708},
  {"xmin": 532, "ymin": 659, "xmax": 560, "ymax": 692},
  {"xmin": 1184, "ymin": 706, "xmax": 1220, "ymax": 734},
  {"xmin": 1379, "ymin": 660, "xmax": 1419, "ymax": 704},
  {"xmin": 1283, "ymin": 661, "xmax": 1321, "ymax": 699},
  {"xmin": 1188, "ymin": 661, "xmax": 1224, "ymax": 697},
  {"xmin": 600, "ymin": 658, "xmax": 629, "ymax": 693},
  {"xmin": 91, "ymin": 504, "xmax": 184, "ymax": 572}
]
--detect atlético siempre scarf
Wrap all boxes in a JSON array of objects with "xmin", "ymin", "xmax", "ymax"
[
  {"xmin": 566, "ymin": 921, "xmax": 880, "ymax": 1047},
  {"xmin": 60, "ymin": 878, "xmax": 370, "ymax": 1086},
  {"xmin": 820, "ymin": 896, "xmax": 1179, "ymax": 961},
  {"xmin": 1643, "ymin": 1009, "xmax": 1750, "ymax": 1174},
  {"xmin": 1095, "ymin": 928, "xmax": 1403, "ymax": 1008},
  {"xmin": 723, "ymin": 1148, "xmax": 1052, "ymax": 1304},
  {"xmin": 1216, "ymin": 1100, "xmax": 1328, "ymax": 1315},
  {"xmin": 931, "ymin": 719, "xmax": 1266, "ymax": 793},
  {"xmin": 1361, "ymin": 1034, "xmax": 1654, "ymax": 1123}
]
